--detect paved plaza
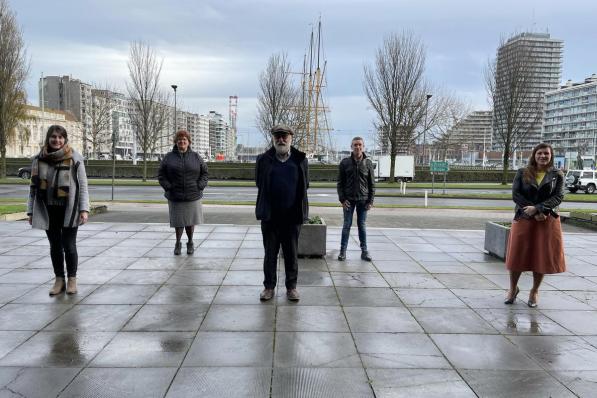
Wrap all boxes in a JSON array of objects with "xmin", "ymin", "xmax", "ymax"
[{"xmin": 1, "ymin": 221, "xmax": 597, "ymax": 397}]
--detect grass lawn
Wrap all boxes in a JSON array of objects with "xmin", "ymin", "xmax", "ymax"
[{"xmin": 0, "ymin": 205, "xmax": 26, "ymax": 215}]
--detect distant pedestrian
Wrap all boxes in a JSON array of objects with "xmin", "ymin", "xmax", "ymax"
[
  {"xmin": 255, "ymin": 124, "xmax": 309, "ymax": 302},
  {"xmin": 158, "ymin": 130, "xmax": 208, "ymax": 255},
  {"xmin": 337, "ymin": 137, "xmax": 375, "ymax": 261},
  {"xmin": 504, "ymin": 142, "xmax": 566, "ymax": 308},
  {"xmin": 27, "ymin": 125, "xmax": 89, "ymax": 295}
]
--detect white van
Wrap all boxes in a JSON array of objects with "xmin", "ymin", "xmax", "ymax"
[{"xmin": 566, "ymin": 169, "xmax": 597, "ymax": 194}]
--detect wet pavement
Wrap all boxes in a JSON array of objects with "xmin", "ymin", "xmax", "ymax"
[{"xmin": 1, "ymin": 221, "xmax": 597, "ymax": 397}]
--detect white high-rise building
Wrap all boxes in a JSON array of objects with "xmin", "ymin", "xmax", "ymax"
[
  {"xmin": 492, "ymin": 33, "xmax": 563, "ymax": 151},
  {"xmin": 543, "ymin": 74, "xmax": 597, "ymax": 168},
  {"xmin": 208, "ymin": 111, "xmax": 231, "ymax": 159}
]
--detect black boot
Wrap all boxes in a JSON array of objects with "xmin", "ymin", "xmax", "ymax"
[
  {"xmin": 187, "ymin": 241, "xmax": 194, "ymax": 255},
  {"xmin": 174, "ymin": 241, "xmax": 182, "ymax": 255}
]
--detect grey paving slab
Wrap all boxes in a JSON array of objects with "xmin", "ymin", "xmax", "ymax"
[
  {"xmin": 411, "ymin": 307, "xmax": 498, "ymax": 334},
  {"xmin": 354, "ymin": 332, "xmax": 451, "ymax": 369},
  {"xmin": 81, "ymin": 284, "xmax": 160, "ymax": 304},
  {"xmin": 276, "ymin": 306, "xmax": 349, "ymax": 332},
  {"xmin": 0, "ymin": 367, "xmax": 80, "ymax": 398},
  {"xmin": 345, "ymin": 307, "xmax": 422, "ymax": 333},
  {"xmin": 123, "ymin": 304, "xmax": 208, "ymax": 332},
  {"xmin": 183, "ymin": 332, "xmax": 273, "ymax": 367},
  {"xmin": 148, "ymin": 285, "xmax": 219, "ymax": 305},
  {"xmin": 60, "ymin": 367, "xmax": 177, "ymax": 398},
  {"xmin": 0, "ymin": 303, "xmax": 73, "ymax": 331},
  {"xmin": 90, "ymin": 331, "xmax": 194, "ymax": 367},
  {"xmin": 368, "ymin": 368, "xmax": 476, "ymax": 398},
  {"xmin": 275, "ymin": 286, "xmax": 340, "ymax": 306},
  {"xmin": 166, "ymin": 367, "xmax": 271, "ymax": 398},
  {"xmin": 12, "ymin": 283, "xmax": 98, "ymax": 304},
  {"xmin": 0, "ymin": 331, "xmax": 115, "ymax": 367},
  {"xmin": 508, "ymin": 335, "xmax": 597, "ymax": 371},
  {"xmin": 274, "ymin": 332, "xmax": 361, "ymax": 368},
  {"xmin": 552, "ymin": 370, "xmax": 597, "ymax": 397},
  {"xmin": 336, "ymin": 287, "xmax": 403, "ymax": 307},
  {"xmin": 272, "ymin": 367, "xmax": 375, "ymax": 398},
  {"xmin": 396, "ymin": 288, "xmax": 467, "ymax": 308},
  {"xmin": 476, "ymin": 308, "xmax": 574, "ymax": 336},
  {"xmin": 0, "ymin": 330, "xmax": 35, "ymax": 360},
  {"xmin": 44, "ymin": 304, "xmax": 140, "ymax": 331},
  {"xmin": 460, "ymin": 369, "xmax": 577, "ymax": 398},
  {"xmin": 431, "ymin": 334, "xmax": 542, "ymax": 370},
  {"xmin": 200, "ymin": 305, "xmax": 275, "ymax": 332}
]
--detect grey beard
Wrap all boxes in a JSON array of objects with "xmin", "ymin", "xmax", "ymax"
[{"xmin": 275, "ymin": 143, "xmax": 290, "ymax": 155}]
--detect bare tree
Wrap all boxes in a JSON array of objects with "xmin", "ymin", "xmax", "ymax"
[
  {"xmin": 126, "ymin": 41, "xmax": 167, "ymax": 180},
  {"xmin": 256, "ymin": 52, "xmax": 300, "ymax": 146},
  {"xmin": 485, "ymin": 33, "xmax": 544, "ymax": 184},
  {"xmin": 364, "ymin": 32, "xmax": 427, "ymax": 182},
  {"xmin": 89, "ymin": 87, "xmax": 118, "ymax": 159},
  {"xmin": 428, "ymin": 95, "xmax": 471, "ymax": 161},
  {"xmin": 0, "ymin": 0, "xmax": 29, "ymax": 177}
]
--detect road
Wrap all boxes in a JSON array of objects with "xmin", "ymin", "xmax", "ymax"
[{"xmin": 2, "ymin": 184, "xmax": 597, "ymax": 209}]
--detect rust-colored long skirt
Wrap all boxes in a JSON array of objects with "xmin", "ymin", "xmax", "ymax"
[{"xmin": 505, "ymin": 215, "xmax": 566, "ymax": 274}]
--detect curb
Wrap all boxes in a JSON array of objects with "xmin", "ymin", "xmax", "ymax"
[{"xmin": 0, "ymin": 204, "xmax": 109, "ymax": 222}]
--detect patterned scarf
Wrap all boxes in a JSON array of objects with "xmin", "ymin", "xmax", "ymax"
[{"xmin": 31, "ymin": 144, "xmax": 73, "ymax": 199}]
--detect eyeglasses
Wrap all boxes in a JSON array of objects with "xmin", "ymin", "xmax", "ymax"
[{"xmin": 273, "ymin": 134, "xmax": 290, "ymax": 140}]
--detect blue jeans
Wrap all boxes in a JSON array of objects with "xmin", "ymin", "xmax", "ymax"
[{"xmin": 340, "ymin": 200, "xmax": 368, "ymax": 252}]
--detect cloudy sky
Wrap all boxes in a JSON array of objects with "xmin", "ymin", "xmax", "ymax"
[{"xmin": 11, "ymin": 0, "xmax": 597, "ymax": 149}]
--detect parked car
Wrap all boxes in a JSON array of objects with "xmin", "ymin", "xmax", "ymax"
[
  {"xmin": 18, "ymin": 166, "xmax": 31, "ymax": 179},
  {"xmin": 565, "ymin": 169, "xmax": 597, "ymax": 194}
]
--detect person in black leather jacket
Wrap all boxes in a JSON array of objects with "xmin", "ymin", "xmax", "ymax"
[
  {"xmin": 158, "ymin": 130, "xmax": 208, "ymax": 255},
  {"xmin": 337, "ymin": 137, "xmax": 375, "ymax": 261},
  {"xmin": 504, "ymin": 142, "xmax": 566, "ymax": 308},
  {"xmin": 255, "ymin": 124, "xmax": 309, "ymax": 302}
]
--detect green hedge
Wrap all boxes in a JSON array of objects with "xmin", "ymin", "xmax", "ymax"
[{"xmin": 5, "ymin": 159, "xmax": 517, "ymax": 182}]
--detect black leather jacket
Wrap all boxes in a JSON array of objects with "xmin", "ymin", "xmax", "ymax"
[
  {"xmin": 512, "ymin": 167, "xmax": 564, "ymax": 220},
  {"xmin": 337, "ymin": 153, "xmax": 375, "ymax": 204},
  {"xmin": 255, "ymin": 146, "xmax": 309, "ymax": 224},
  {"xmin": 158, "ymin": 146, "xmax": 208, "ymax": 202}
]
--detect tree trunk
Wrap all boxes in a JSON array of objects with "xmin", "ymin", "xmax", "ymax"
[
  {"xmin": 0, "ymin": 150, "xmax": 6, "ymax": 179},
  {"xmin": 389, "ymin": 153, "xmax": 396, "ymax": 183},
  {"xmin": 501, "ymin": 149, "xmax": 510, "ymax": 185},
  {"xmin": 143, "ymin": 158, "xmax": 148, "ymax": 182}
]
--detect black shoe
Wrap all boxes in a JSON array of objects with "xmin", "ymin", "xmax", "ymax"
[
  {"xmin": 174, "ymin": 241, "xmax": 182, "ymax": 255},
  {"xmin": 187, "ymin": 241, "xmax": 194, "ymax": 255},
  {"xmin": 504, "ymin": 287, "xmax": 520, "ymax": 305},
  {"xmin": 361, "ymin": 251, "xmax": 372, "ymax": 261},
  {"xmin": 337, "ymin": 251, "xmax": 346, "ymax": 261}
]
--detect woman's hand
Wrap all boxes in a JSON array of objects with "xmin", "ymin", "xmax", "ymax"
[
  {"xmin": 523, "ymin": 206, "xmax": 538, "ymax": 217},
  {"xmin": 79, "ymin": 211, "xmax": 89, "ymax": 225},
  {"xmin": 534, "ymin": 213, "xmax": 547, "ymax": 222}
]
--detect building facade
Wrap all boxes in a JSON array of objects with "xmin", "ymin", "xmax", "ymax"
[
  {"xmin": 208, "ymin": 111, "xmax": 232, "ymax": 159},
  {"xmin": 492, "ymin": 33, "xmax": 563, "ymax": 151},
  {"xmin": 543, "ymin": 74, "xmax": 597, "ymax": 169},
  {"xmin": 441, "ymin": 111, "xmax": 493, "ymax": 163},
  {"xmin": 6, "ymin": 105, "xmax": 83, "ymax": 158}
]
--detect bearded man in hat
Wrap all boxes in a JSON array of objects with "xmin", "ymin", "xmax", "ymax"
[{"xmin": 255, "ymin": 124, "xmax": 309, "ymax": 301}]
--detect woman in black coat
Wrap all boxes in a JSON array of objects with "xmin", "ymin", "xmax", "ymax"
[{"xmin": 158, "ymin": 130, "xmax": 208, "ymax": 255}]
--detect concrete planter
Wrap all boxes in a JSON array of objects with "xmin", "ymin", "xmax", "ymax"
[
  {"xmin": 484, "ymin": 221, "xmax": 511, "ymax": 260},
  {"xmin": 298, "ymin": 219, "xmax": 327, "ymax": 257}
]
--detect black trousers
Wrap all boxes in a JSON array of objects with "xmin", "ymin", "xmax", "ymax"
[
  {"xmin": 45, "ymin": 205, "xmax": 78, "ymax": 278},
  {"xmin": 261, "ymin": 220, "xmax": 301, "ymax": 289}
]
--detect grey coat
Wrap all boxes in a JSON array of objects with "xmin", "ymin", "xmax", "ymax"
[{"xmin": 27, "ymin": 150, "xmax": 90, "ymax": 230}]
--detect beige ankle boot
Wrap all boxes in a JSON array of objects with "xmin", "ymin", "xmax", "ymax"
[
  {"xmin": 49, "ymin": 277, "xmax": 65, "ymax": 296},
  {"xmin": 66, "ymin": 277, "xmax": 78, "ymax": 295}
]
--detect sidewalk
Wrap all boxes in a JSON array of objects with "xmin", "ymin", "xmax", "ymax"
[{"xmin": 0, "ymin": 221, "xmax": 596, "ymax": 397}]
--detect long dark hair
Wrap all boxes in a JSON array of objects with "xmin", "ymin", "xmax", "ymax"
[
  {"xmin": 44, "ymin": 125, "xmax": 68, "ymax": 146},
  {"xmin": 523, "ymin": 142, "xmax": 555, "ymax": 184}
]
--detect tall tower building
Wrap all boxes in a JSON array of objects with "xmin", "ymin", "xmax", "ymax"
[{"xmin": 493, "ymin": 33, "xmax": 563, "ymax": 151}]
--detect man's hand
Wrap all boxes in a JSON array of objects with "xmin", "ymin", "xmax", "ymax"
[
  {"xmin": 534, "ymin": 213, "xmax": 547, "ymax": 222},
  {"xmin": 28, "ymin": 215, "xmax": 32, "ymax": 225},
  {"xmin": 523, "ymin": 206, "xmax": 538, "ymax": 217},
  {"xmin": 342, "ymin": 200, "xmax": 351, "ymax": 210},
  {"xmin": 366, "ymin": 203, "xmax": 373, "ymax": 210},
  {"xmin": 79, "ymin": 211, "xmax": 89, "ymax": 225}
]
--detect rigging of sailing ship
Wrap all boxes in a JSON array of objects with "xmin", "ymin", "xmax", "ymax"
[{"xmin": 294, "ymin": 18, "xmax": 332, "ymax": 158}]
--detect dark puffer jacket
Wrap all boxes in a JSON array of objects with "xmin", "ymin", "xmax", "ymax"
[
  {"xmin": 158, "ymin": 145, "xmax": 208, "ymax": 202},
  {"xmin": 337, "ymin": 153, "xmax": 375, "ymax": 204}
]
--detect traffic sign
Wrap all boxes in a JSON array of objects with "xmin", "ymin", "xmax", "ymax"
[{"xmin": 430, "ymin": 161, "xmax": 449, "ymax": 172}]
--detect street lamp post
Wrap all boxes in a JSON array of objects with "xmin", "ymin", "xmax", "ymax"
[
  {"xmin": 171, "ymin": 84, "xmax": 178, "ymax": 132},
  {"xmin": 423, "ymin": 94, "xmax": 432, "ymax": 165}
]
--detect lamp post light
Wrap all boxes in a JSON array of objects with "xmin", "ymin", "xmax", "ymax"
[
  {"xmin": 171, "ymin": 84, "xmax": 178, "ymax": 132},
  {"xmin": 422, "ymin": 94, "xmax": 433, "ymax": 165}
]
